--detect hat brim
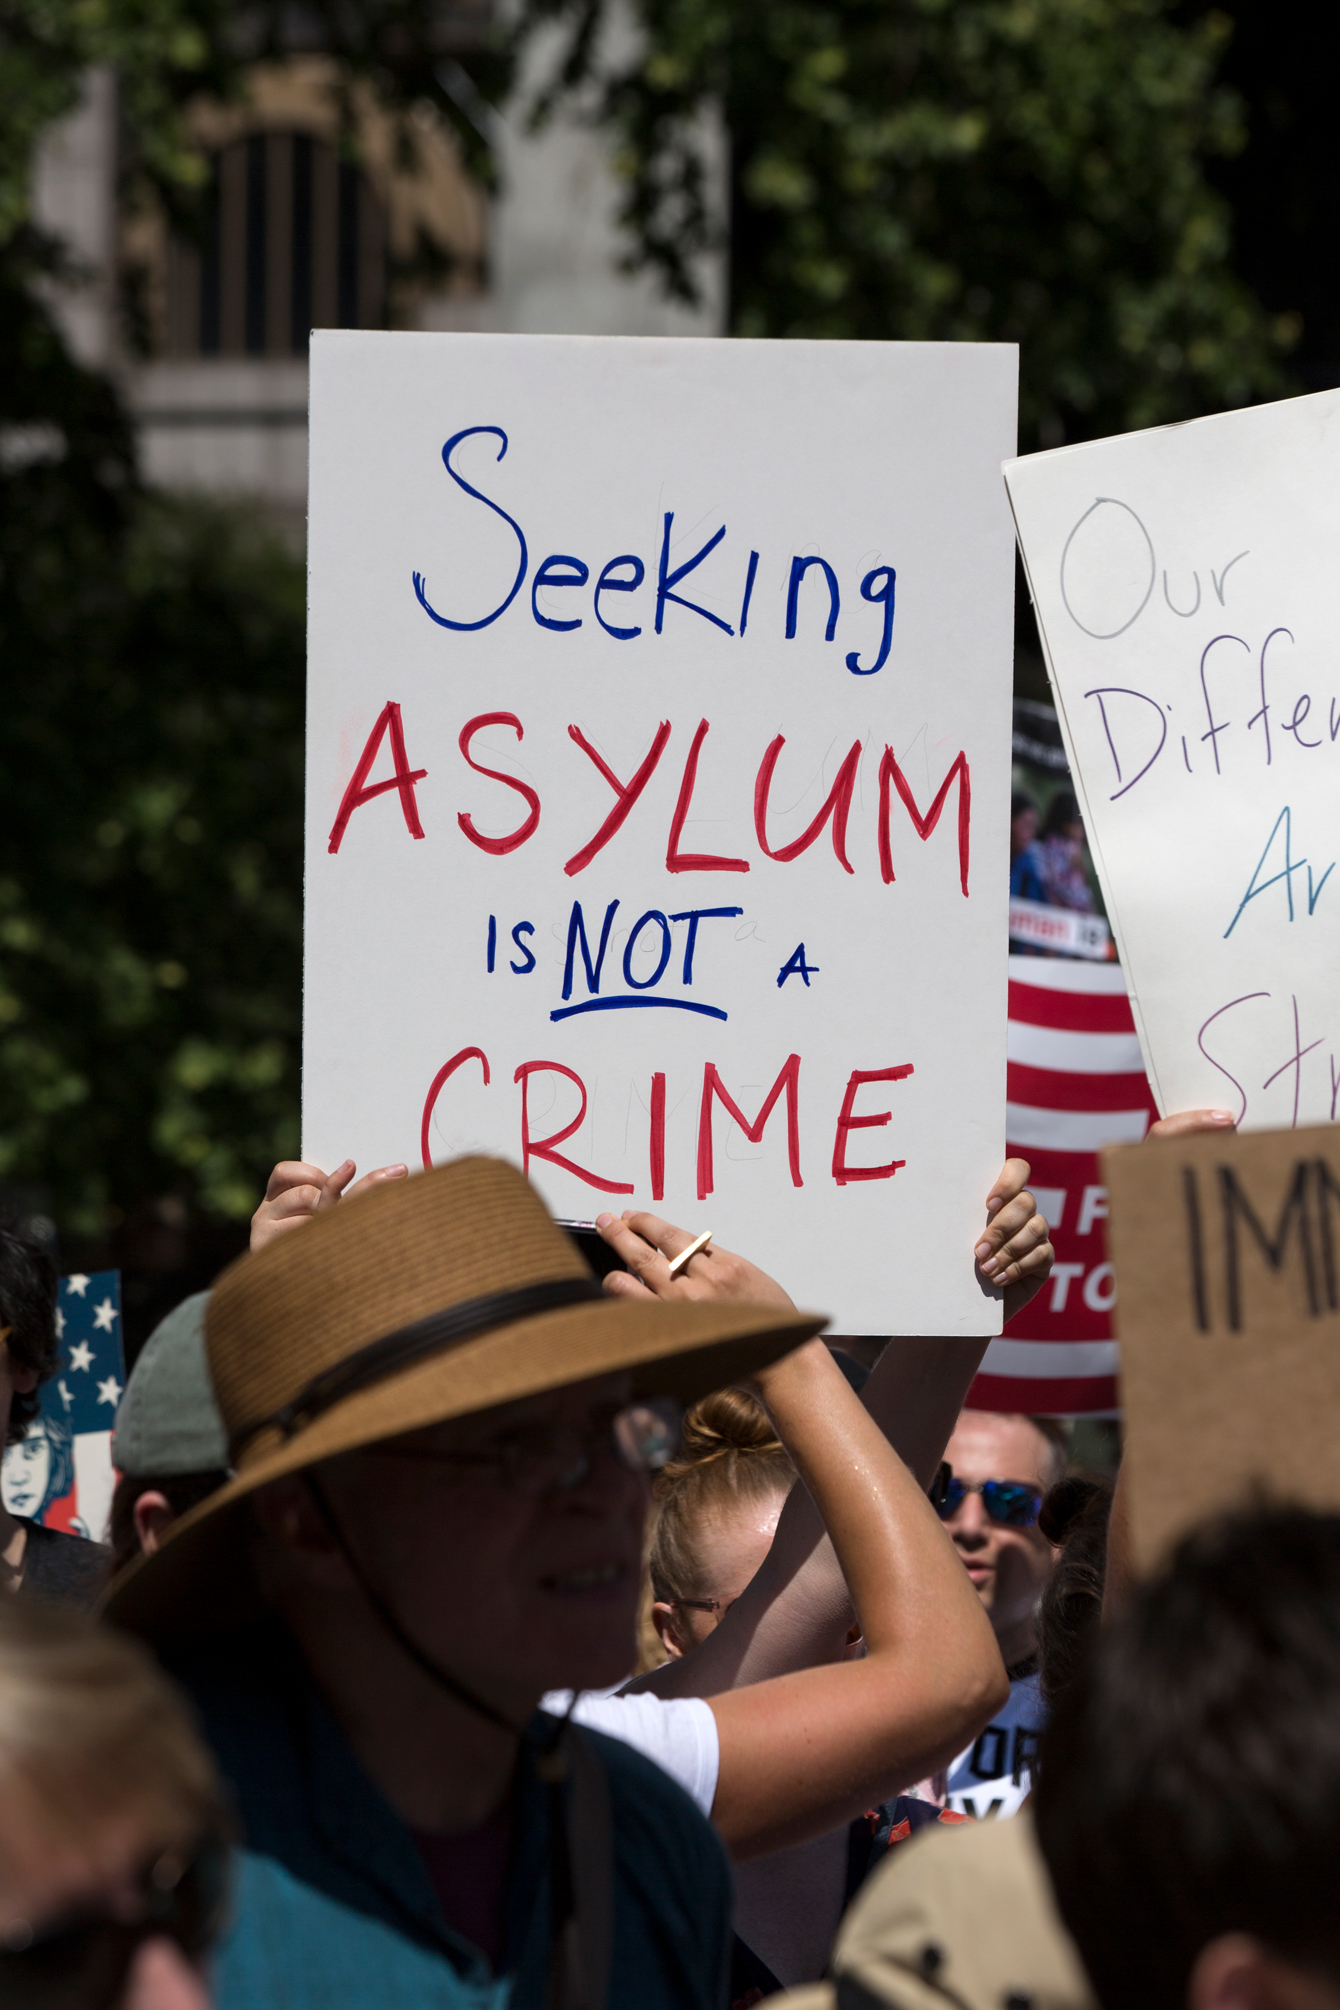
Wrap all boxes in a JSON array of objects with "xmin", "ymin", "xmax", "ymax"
[{"xmin": 103, "ymin": 1291, "xmax": 825, "ymax": 1645}]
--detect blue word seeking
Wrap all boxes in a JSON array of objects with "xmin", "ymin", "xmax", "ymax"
[{"xmin": 411, "ymin": 426, "xmax": 897, "ymax": 675}]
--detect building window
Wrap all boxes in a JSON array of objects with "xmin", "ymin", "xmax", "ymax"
[{"xmin": 167, "ymin": 132, "xmax": 385, "ymax": 357}]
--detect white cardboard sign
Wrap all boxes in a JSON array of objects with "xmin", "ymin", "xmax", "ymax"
[
  {"xmin": 304, "ymin": 332, "xmax": 1017, "ymax": 1333},
  {"xmin": 1006, "ymin": 390, "xmax": 1340, "ymax": 1132}
]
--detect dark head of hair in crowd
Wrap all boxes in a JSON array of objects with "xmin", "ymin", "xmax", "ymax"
[
  {"xmin": 1011, "ymin": 791, "xmax": 1038, "ymax": 822},
  {"xmin": 1025, "ymin": 1414, "xmax": 1071, "ymax": 1489},
  {"xmin": 1035, "ymin": 1473, "xmax": 1112, "ymax": 1716},
  {"xmin": 1042, "ymin": 789, "xmax": 1083, "ymax": 839},
  {"xmin": 0, "ymin": 1226, "xmax": 58, "ymax": 1443},
  {"xmin": 1034, "ymin": 1505, "xmax": 1340, "ymax": 2010}
]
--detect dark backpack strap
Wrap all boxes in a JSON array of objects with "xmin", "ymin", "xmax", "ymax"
[{"xmin": 541, "ymin": 1721, "xmax": 613, "ymax": 2010}]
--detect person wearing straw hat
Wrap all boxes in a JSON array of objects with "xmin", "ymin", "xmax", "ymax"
[
  {"xmin": 104, "ymin": 1153, "xmax": 835, "ymax": 2010},
  {"xmin": 111, "ymin": 1163, "xmax": 1027, "ymax": 1906}
]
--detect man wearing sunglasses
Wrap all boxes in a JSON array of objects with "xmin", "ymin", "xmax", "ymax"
[{"xmin": 937, "ymin": 1409, "xmax": 1067, "ymax": 1817}]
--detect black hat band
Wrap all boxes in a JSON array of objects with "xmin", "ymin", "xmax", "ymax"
[{"xmin": 228, "ymin": 1276, "xmax": 606, "ymax": 1464}]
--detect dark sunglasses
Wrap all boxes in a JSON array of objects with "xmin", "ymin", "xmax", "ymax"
[
  {"xmin": 0, "ymin": 1833, "xmax": 230, "ymax": 2010},
  {"xmin": 935, "ymin": 1475, "xmax": 1044, "ymax": 1529}
]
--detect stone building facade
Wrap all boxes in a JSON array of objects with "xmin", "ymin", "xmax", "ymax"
[{"xmin": 32, "ymin": 18, "xmax": 723, "ymax": 536}]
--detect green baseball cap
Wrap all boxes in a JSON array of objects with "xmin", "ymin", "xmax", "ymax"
[{"xmin": 113, "ymin": 1291, "xmax": 229, "ymax": 1478}]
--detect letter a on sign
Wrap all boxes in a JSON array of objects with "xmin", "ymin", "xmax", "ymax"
[{"xmin": 328, "ymin": 702, "xmax": 428, "ymax": 854}]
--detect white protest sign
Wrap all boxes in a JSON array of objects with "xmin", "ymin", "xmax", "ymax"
[
  {"xmin": 1006, "ymin": 390, "xmax": 1340, "ymax": 1131},
  {"xmin": 305, "ymin": 333, "xmax": 1016, "ymax": 1332}
]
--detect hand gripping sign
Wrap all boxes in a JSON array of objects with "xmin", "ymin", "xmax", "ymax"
[
  {"xmin": 304, "ymin": 334, "xmax": 1017, "ymax": 1333},
  {"xmin": 1006, "ymin": 390, "xmax": 1340, "ymax": 1135}
]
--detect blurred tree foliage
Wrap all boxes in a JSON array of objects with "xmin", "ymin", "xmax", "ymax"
[
  {"xmin": 0, "ymin": 0, "xmax": 1298, "ymax": 1235},
  {"xmin": 0, "ymin": 277, "xmax": 307, "ymax": 1231},
  {"xmin": 0, "ymin": 0, "xmax": 508, "ymax": 1235},
  {"xmin": 0, "ymin": 0, "xmax": 508, "ymax": 248},
  {"xmin": 518, "ymin": 0, "xmax": 1295, "ymax": 448}
]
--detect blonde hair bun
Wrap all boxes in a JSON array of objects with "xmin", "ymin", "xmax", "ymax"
[
  {"xmin": 648, "ymin": 1385, "xmax": 796, "ymax": 1609},
  {"xmin": 670, "ymin": 1387, "xmax": 784, "ymax": 1474}
]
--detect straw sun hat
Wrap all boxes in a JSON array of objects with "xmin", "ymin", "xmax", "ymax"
[{"xmin": 104, "ymin": 1155, "xmax": 824, "ymax": 1644}]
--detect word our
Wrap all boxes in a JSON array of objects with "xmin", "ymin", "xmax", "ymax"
[
  {"xmin": 1179, "ymin": 1154, "xmax": 1340, "ymax": 1333},
  {"xmin": 420, "ymin": 1047, "xmax": 916, "ymax": 1200},
  {"xmin": 327, "ymin": 703, "xmax": 972, "ymax": 891},
  {"xmin": 410, "ymin": 426, "xmax": 898, "ymax": 674},
  {"xmin": 1059, "ymin": 495, "xmax": 1249, "ymax": 644}
]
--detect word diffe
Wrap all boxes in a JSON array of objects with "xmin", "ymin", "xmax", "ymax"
[
  {"xmin": 410, "ymin": 426, "xmax": 898, "ymax": 675},
  {"xmin": 327, "ymin": 702, "xmax": 972, "ymax": 891},
  {"xmin": 419, "ymin": 1046, "xmax": 915, "ymax": 1201},
  {"xmin": 1085, "ymin": 624, "xmax": 1340, "ymax": 804}
]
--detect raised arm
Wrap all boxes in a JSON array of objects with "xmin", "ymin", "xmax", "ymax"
[
  {"xmin": 690, "ymin": 1338, "xmax": 1007, "ymax": 1856},
  {"xmin": 613, "ymin": 1162, "xmax": 1052, "ymax": 1695}
]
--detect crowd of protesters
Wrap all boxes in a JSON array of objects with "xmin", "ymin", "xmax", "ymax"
[
  {"xmin": 1010, "ymin": 790, "xmax": 1096, "ymax": 916},
  {"xmin": 0, "ymin": 1097, "xmax": 1334, "ymax": 2010}
]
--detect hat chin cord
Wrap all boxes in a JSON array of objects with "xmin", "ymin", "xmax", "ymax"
[
  {"xmin": 300, "ymin": 1472, "xmax": 525, "ymax": 1740},
  {"xmin": 301, "ymin": 1473, "xmax": 599, "ymax": 2009}
]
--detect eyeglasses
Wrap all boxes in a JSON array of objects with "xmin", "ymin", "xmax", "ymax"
[
  {"xmin": 377, "ymin": 1396, "xmax": 684, "ymax": 1498},
  {"xmin": 936, "ymin": 1476, "xmax": 1044, "ymax": 1529},
  {"xmin": 670, "ymin": 1594, "xmax": 738, "ymax": 1619},
  {"xmin": 0, "ymin": 1834, "xmax": 230, "ymax": 2010}
]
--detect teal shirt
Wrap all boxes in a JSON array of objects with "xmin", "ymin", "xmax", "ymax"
[{"xmin": 172, "ymin": 1625, "xmax": 732, "ymax": 2010}]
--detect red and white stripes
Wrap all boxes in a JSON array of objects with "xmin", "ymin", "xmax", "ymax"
[{"xmin": 967, "ymin": 957, "xmax": 1158, "ymax": 1418}]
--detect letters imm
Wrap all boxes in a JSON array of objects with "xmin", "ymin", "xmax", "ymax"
[{"xmin": 1181, "ymin": 1154, "xmax": 1340, "ymax": 1332}]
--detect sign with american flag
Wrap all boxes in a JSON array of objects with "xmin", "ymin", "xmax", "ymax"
[
  {"xmin": 968, "ymin": 959, "xmax": 1156, "ymax": 1417},
  {"xmin": 0, "ymin": 1270, "xmax": 124, "ymax": 1542}
]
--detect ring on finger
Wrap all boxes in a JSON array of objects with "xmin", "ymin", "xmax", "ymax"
[{"xmin": 667, "ymin": 1229, "xmax": 713, "ymax": 1278}]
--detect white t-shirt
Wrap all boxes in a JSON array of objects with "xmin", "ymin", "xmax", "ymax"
[
  {"xmin": 945, "ymin": 1669, "xmax": 1046, "ymax": 1819},
  {"xmin": 540, "ymin": 1688, "xmax": 720, "ymax": 1816}
]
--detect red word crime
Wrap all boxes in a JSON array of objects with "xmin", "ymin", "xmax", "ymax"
[
  {"xmin": 420, "ymin": 1048, "xmax": 915, "ymax": 1199},
  {"xmin": 328, "ymin": 703, "xmax": 971, "ymax": 892}
]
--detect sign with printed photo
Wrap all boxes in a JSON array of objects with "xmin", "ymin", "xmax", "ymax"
[
  {"xmin": 1, "ymin": 1270, "xmax": 124, "ymax": 1543},
  {"xmin": 303, "ymin": 333, "xmax": 1018, "ymax": 1332}
]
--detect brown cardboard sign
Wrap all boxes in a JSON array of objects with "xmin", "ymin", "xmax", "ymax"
[{"xmin": 1103, "ymin": 1122, "xmax": 1340, "ymax": 1570}]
